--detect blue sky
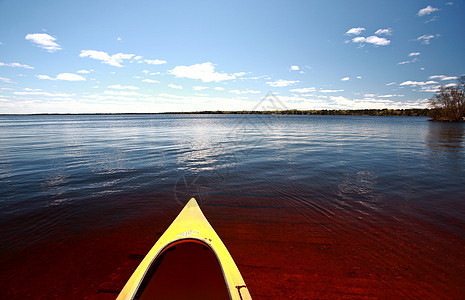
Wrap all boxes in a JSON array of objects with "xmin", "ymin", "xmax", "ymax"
[{"xmin": 0, "ymin": 0, "xmax": 464, "ymax": 113}]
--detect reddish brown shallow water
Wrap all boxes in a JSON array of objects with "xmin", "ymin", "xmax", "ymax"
[{"xmin": 2, "ymin": 192, "xmax": 464, "ymax": 299}]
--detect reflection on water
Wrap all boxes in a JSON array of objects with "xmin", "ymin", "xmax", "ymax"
[
  {"xmin": 426, "ymin": 122, "xmax": 464, "ymax": 169},
  {"xmin": 426, "ymin": 122, "xmax": 464, "ymax": 153}
]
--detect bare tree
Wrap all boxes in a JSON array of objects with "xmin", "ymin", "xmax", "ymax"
[{"xmin": 428, "ymin": 76, "xmax": 465, "ymax": 122}]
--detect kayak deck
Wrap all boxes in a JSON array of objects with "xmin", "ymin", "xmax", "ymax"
[{"xmin": 117, "ymin": 198, "xmax": 251, "ymax": 300}]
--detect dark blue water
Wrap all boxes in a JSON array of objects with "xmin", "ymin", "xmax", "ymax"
[{"xmin": 1, "ymin": 114, "xmax": 464, "ymax": 298}]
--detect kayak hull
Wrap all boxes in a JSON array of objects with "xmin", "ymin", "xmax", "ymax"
[{"xmin": 117, "ymin": 198, "xmax": 251, "ymax": 300}]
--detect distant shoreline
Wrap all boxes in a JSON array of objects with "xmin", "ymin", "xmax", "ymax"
[{"xmin": 1, "ymin": 108, "xmax": 430, "ymax": 117}]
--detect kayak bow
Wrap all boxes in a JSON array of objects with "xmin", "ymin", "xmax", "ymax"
[{"xmin": 117, "ymin": 198, "xmax": 251, "ymax": 300}]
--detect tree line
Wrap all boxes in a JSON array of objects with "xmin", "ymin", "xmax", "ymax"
[
  {"xmin": 163, "ymin": 109, "xmax": 430, "ymax": 116},
  {"xmin": 428, "ymin": 76, "xmax": 465, "ymax": 122}
]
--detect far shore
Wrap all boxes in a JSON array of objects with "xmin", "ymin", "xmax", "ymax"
[{"xmin": 1, "ymin": 108, "xmax": 431, "ymax": 117}]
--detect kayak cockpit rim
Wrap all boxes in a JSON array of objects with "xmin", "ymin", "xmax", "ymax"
[{"xmin": 130, "ymin": 237, "xmax": 235, "ymax": 300}]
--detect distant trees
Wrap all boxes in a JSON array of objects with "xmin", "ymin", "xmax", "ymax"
[{"xmin": 428, "ymin": 76, "xmax": 465, "ymax": 122}]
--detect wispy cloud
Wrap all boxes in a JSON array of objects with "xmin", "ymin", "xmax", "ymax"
[
  {"xmin": 290, "ymin": 87, "xmax": 316, "ymax": 93},
  {"xmin": 398, "ymin": 57, "xmax": 419, "ymax": 65},
  {"xmin": 341, "ymin": 77, "xmax": 350, "ymax": 81},
  {"xmin": 352, "ymin": 36, "xmax": 391, "ymax": 46},
  {"xmin": 416, "ymin": 34, "xmax": 438, "ymax": 44},
  {"xmin": 320, "ymin": 89, "xmax": 344, "ymax": 93},
  {"xmin": 409, "ymin": 52, "xmax": 421, "ymax": 57},
  {"xmin": 0, "ymin": 77, "xmax": 14, "ymax": 83},
  {"xmin": 168, "ymin": 83, "xmax": 183, "ymax": 89},
  {"xmin": 108, "ymin": 84, "xmax": 139, "ymax": 90},
  {"xmin": 77, "ymin": 69, "xmax": 91, "ymax": 74},
  {"xmin": 345, "ymin": 27, "xmax": 366, "ymax": 35},
  {"xmin": 375, "ymin": 28, "xmax": 392, "ymax": 36},
  {"xmin": 266, "ymin": 79, "xmax": 299, "ymax": 87},
  {"xmin": 429, "ymin": 75, "xmax": 458, "ymax": 81},
  {"xmin": 144, "ymin": 59, "xmax": 167, "ymax": 65},
  {"xmin": 229, "ymin": 89, "xmax": 261, "ymax": 94},
  {"xmin": 290, "ymin": 65, "xmax": 300, "ymax": 71},
  {"xmin": 0, "ymin": 62, "xmax": 34, "ymax": 69},
  {"xmin": 399, "ymin": 80, "xmax": 437, "ymax": 86},
  {"xmin": 142, "ymin": 79, "xmax": 160, "ymax": 83},
  {"xmin": 79, "ymin": 50, "xmax": 135, "ymax": 67},
  {"xmin": 103, "ymin": 90, "xmax": 148, "ymax": 96},
  {"xmin": 169, "ymin": 62, "xmax": 239, "ymax": 82},
  {"xmin": 36, "ymin": 73, "xmax": 86, "ymax": 81},
  {"xmin": 193, "ymin": 86, "xmax": 208, "ymax": 91},
  {"xmin": 417, "ymin": 6, "xmax": 439, "ymax": 16},
  {"xmin": 14, "ymin": 91, "xmax": 74, "ymax": 97},
  {"xmin": 25, "ymin": 33, "xmax": 61, "ymax": 52}
]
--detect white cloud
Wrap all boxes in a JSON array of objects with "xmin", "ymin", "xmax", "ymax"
[
  {"xmin": 0, "ymin": 77, "xmax": 13, "ymax": 83},
  {"xmin": 357, "ymin": 76, "xmax": 362, "ymax": 79},
  {"xmin": 418, "ymin": 6, "xmax": 439, "ymax": 16},
  {"xmin": 117, "ymin": 37, "xmax": 122, "ymax": 41},
  {"xmin": 229, "ymin": 89, "xmax": 261, "ymax": 94},
  {"xmin": 0, "ymin": 62, "xmax": 34, "ymax": 69},
  {"xmin": 14, "ymin": 91, "xmax": 74, "ymax": 97},
  {"xmin": 37, "ymin": 75, "xmax": 54, "ymax": 80},
  {"xmin": 290, "ymin": 87, "xmax": 316, "ymax": 93},
  {"xmin": 419, "ymin": 85, "xmax": 441, "ymax": 93},
  {"xmin": 351, "ymin": 36, "xmax": 390, "ymax": 46},
  {"xmin": 346, "ymin": 27, "xmax": 366, "ymax": 35},
  {"xmin": 233, "ymin": 72, "xmax": 247, "ymax": 77},
  {"xmin": 266, "ymin": 79, "xmax": 299, "ymax": 87},
  {"xmin": 399, "ymin": 80, "xmax": 437, "ymax": 86},
  {"xmin": 375, "ymin": 28, "xmax": 392, "ymax": 35},
  {"xmin": 79, "ymin": 50, "xmax": 135, "ymax": 67},
  {"xmin": 290, "ymin": 65, "xmax": 300, "ymax": 71},
  {"xmin": 214, "ymin": 87, "xmax": 224, "ymax": 91},
  {"xmin": 103, "ymin": 90, "xmax": 147, "ymax": 96},
  {"xmin": 108, "ymin": 84, "xmax": 139, "ymax": 90},
  {"xmin": 193, "ymin": 86, "xmax": 208, "ymax": 91},
  {"xmin": 365, "ymin": 36, "xmax": 391, "ymax": 46},
  {"xmin": 142, "ymin": 79, "xmax": 160, "ymax": 83},
  {"xmin": 341, "ymin": 77, "xmax": 350, "ymax": 81},
  {"xmin": 168, "ymin": 83, "xmax": 183, "ymax": 89},
  {"xmin": 25, "ymin": 33, "xmax": 61, "ymax": 52},
  {"xmin": 386, "ymin": 82, "xmax": 396, "ymax": 86},
  {"xmin": 416, "ymin": 34, "xmax": 437, "ymax": 44},
  {"xmin": 144, "ymin": 59, "xmax": 167, "ymax": 65},
  {"xmin": 36, "ymin": 73, "xmax": 86, "ymax": 81},
  {"xmin": 56, "ymin": 73, "xmax": 86, "ymax": 81},
  {"xmin": 429, "ymin": 75, "xmax": 458, "ymax": 81},
  {"xmin": 77, "ymin": 69, "xmax": 91, "ymax": 74},
  {"xmin": 169, "ymin": 62, "xmax": 239, "ymax": 82},
  {"xmin": 409, "ymin": 52, "xmax": 421, "ymax": 57},
  {"xmin": 352, "ymin": 36, "xmax": 366, "ymax": 43},
  {"xmin": 320, "ymin": 89, "xmax": 344, "ymax": 93}
]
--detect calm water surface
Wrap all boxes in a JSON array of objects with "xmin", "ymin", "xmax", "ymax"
[{"xmin": 1, "ymin": 114, "xmax": 464, "ymax": 298}]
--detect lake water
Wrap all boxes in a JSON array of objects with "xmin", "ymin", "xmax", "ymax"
[{"xmin": 1, "ymin": 114, "xmax": 464, "ymax": 298}]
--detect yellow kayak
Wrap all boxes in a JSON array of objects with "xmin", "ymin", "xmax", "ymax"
[{"xmin": 117, "ymin": 198, "xmax": 251, "ymax": 300}]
